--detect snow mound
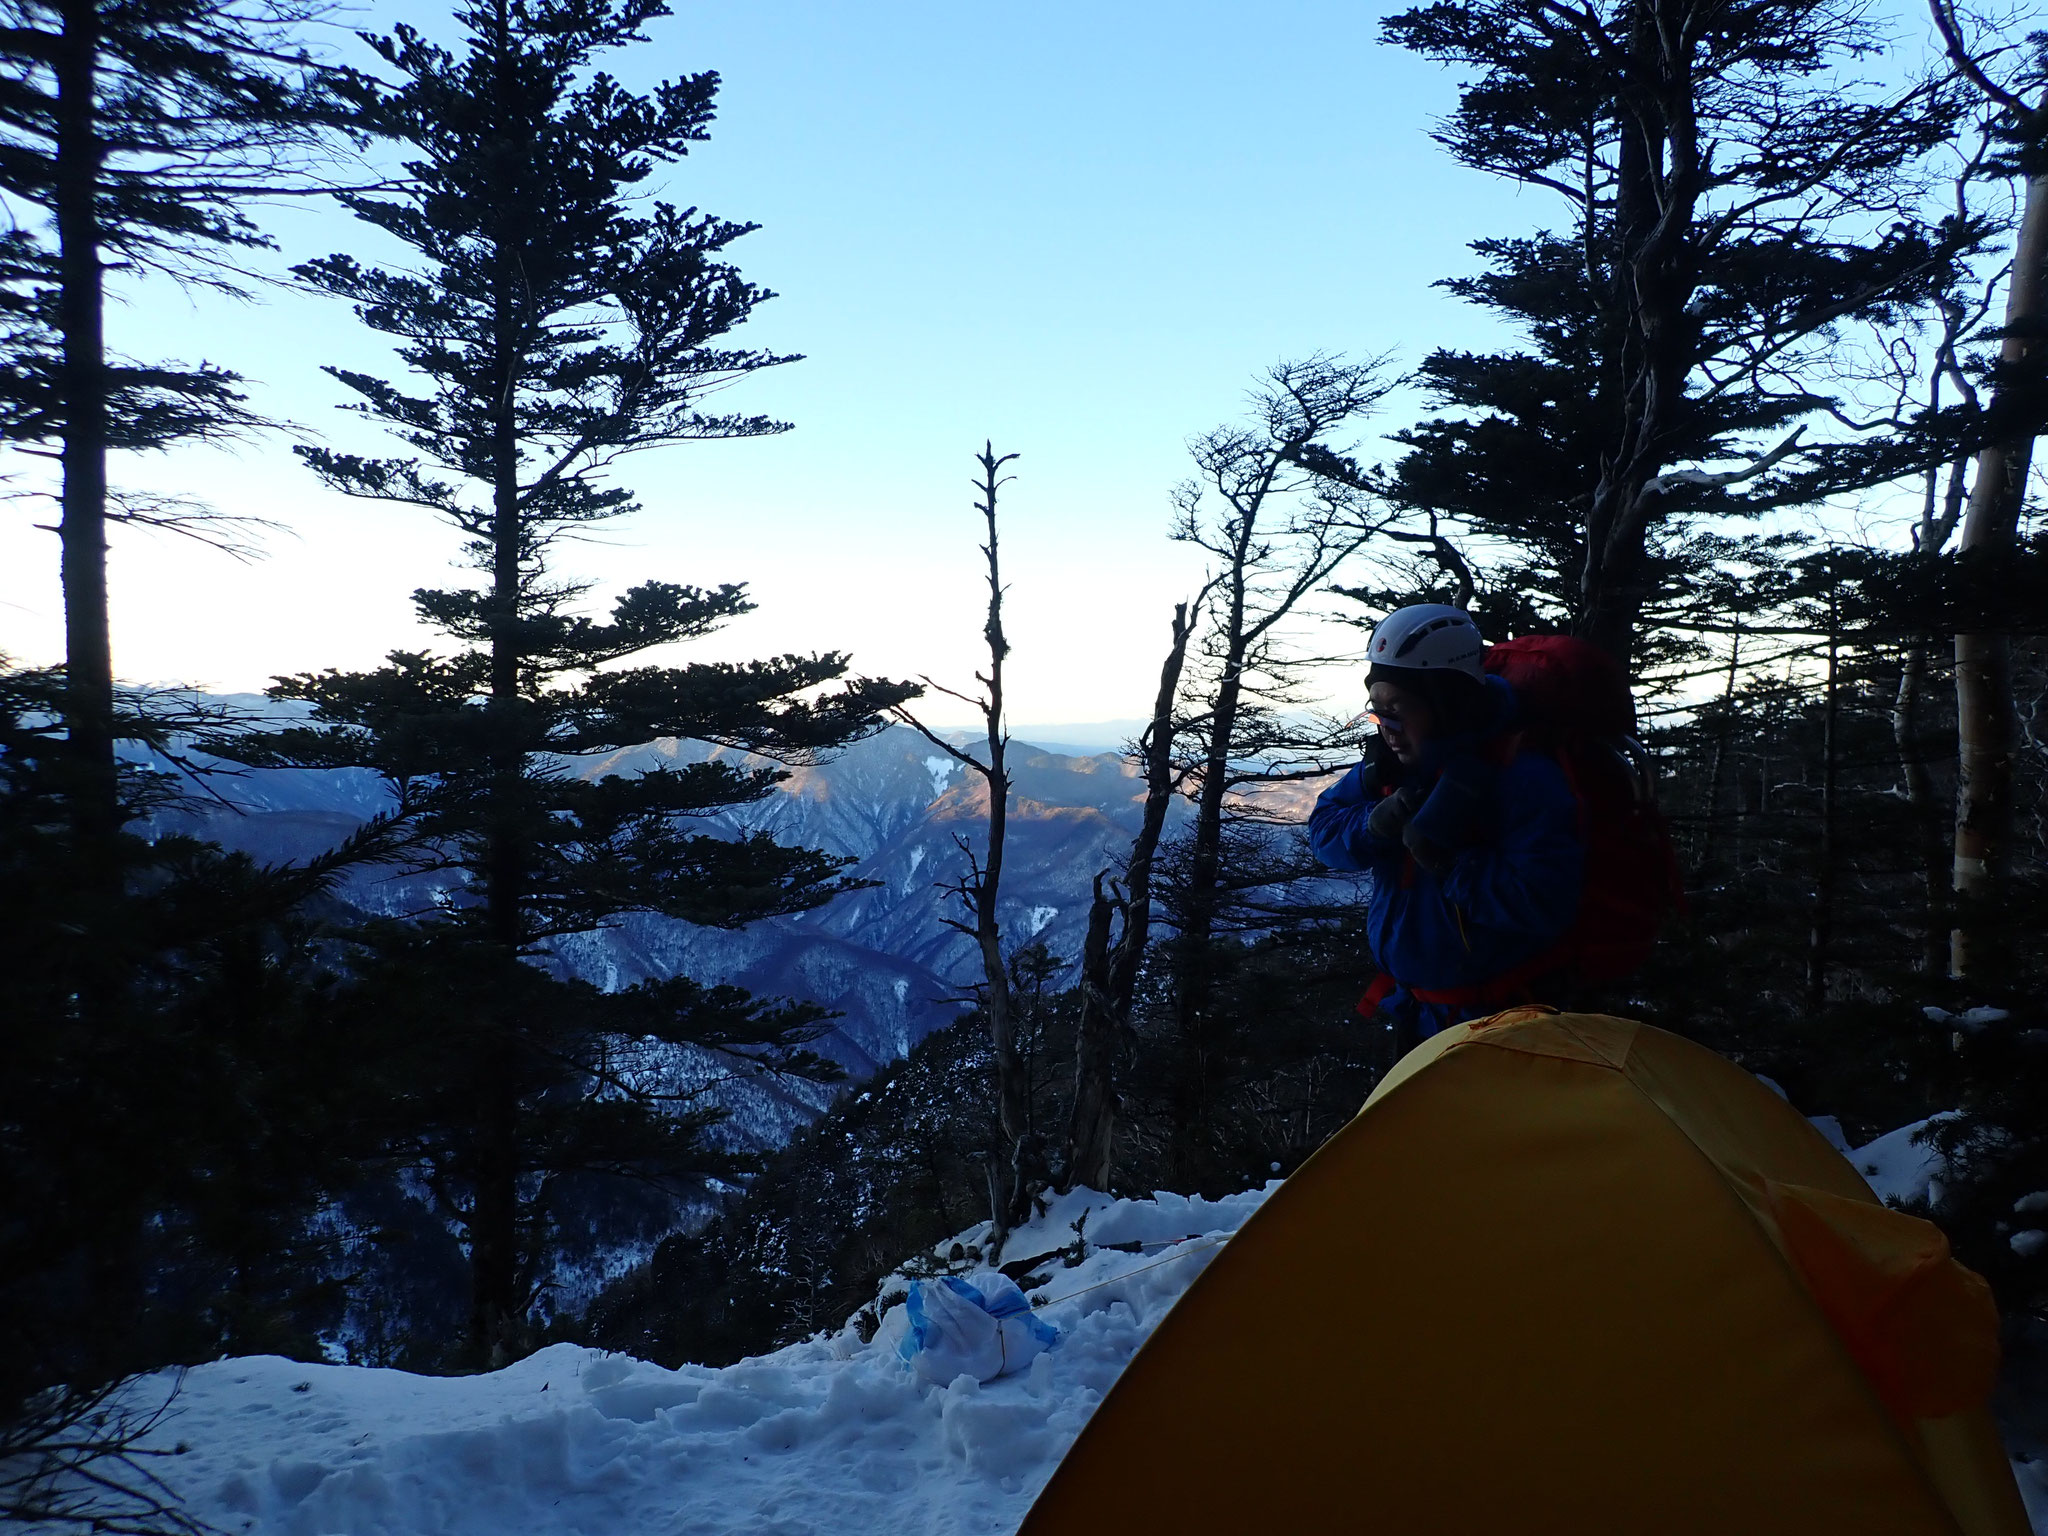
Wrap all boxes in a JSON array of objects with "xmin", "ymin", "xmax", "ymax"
[
  {"xmin": 124, "ymin": 1184, "xmax": 1276, "ymax": 1536},
  {"xmin": 99, "ymin": 1121, "xmax": 2042, "ymax": 1536},
  {"xmin": 1852, "ymin": 1113, "xmax": 1957, "ymax": 1208}
]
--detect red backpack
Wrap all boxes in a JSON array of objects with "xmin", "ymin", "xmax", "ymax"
[{"xmin": 1479, "ymin": 634, "xmax": 1683, "ymax": 988}]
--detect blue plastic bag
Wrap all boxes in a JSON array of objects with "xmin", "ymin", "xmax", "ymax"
[{"xmin": 897, "ymin": 1272, "xmax": 1059, "ymax": 1383}]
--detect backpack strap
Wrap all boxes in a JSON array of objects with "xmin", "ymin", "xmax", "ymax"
[
  {"xmin": 1408, "ymin": 946, "xmax": 1572, "ymax": 1010},
  {"xmin": 1355, "ymin": 972, "xmax": 1399, "ymax": 1018}
]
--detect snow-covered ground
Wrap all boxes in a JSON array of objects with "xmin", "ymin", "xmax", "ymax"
[
  {"xmin": 118, "ymin": 1187, "xmax": 1270, "ymax": 1536},
  {"xmin": 83, "ymin": 1116, "xmax": 2046, "ymax": 1535}
]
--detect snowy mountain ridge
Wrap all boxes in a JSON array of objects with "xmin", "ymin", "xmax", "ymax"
[{"xmin": 152, "ymin": 723, "xmax": 1197, "ymax": 1150}]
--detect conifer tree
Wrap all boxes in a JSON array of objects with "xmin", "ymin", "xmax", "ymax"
[
  {"xmin": 1377, "ymin": 0, "xmax": 1978, "ymax": 665},
  {"xmin": 228, "ymin": 0, "xmax": 913, "ymax": 1367},
  {"xmin": 0, "ymin": 665, "xmax": 403, "ymax": 1442},
  {"xmin": 0, "ymin": 0, "xmax": 344, "ymax": 835},
  {"xmin": 0, "ymin": 5, "xmax": 366, "ymax": 1414}
]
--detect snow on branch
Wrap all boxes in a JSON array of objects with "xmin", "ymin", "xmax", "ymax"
[{"xmin": 1640, "ymin": 426, "xmax": 1806, "ymax": 496}]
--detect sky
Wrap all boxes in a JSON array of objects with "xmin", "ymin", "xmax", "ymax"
[{"xmin": 0, "ymin": 0, "xmax": 1892, "ymax": 732}]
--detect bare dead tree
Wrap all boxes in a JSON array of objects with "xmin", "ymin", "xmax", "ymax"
[
  {"xmin": 1060, "ymin": 594, "xmax": 1208, "ymax": 1193},
  {"xmin": 1928, "ymin": 0, "xmax": 2048, "ymax": 978},
  {"xmin": 1157, "ymin": 356, "xmax": 1400, "ymax": 1180},
  {"xmin": 888, "ymin": 444, "xmax": 1037, "ymax": 1251},
  {"xmin": 0, "ymin": 1378, "xmax": 204, "ymax": 1535}
]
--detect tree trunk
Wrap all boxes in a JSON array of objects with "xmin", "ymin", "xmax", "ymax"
[
  {"xmin": 1893, "ymin": 640, "xmax": 1948, "ymax": 977},
  {"xmin": 1063, "ymin": 877, "xmax": 1120, "ymax": 1194},
  {"xmin": 1951, "ymin": 160, "xmax": 2048, "ymax": 980},
  {"xmin": 55, "ymin": 0, "xmax": 116, "ymax": 840},
  {"xmin": 963, "ymin": 447, "xmax": 1031, "ymax": 1247},
  {"xmin": 1577, "ymin": 0, "xmax": 1705, "ymax": 666},
  {"xmin": 1806, "ymin": 616, "xmax": 1838, "ymax": 1015},
  {"xmin": 1063, "ymin": 601, "xmax": 1195, "ymax": 1192},
  {"xmin": 1697, "ymin": 626, "xmax": 1742, "ymax": 875},
  {"xmin": 470, "ymin": 6, "xmax": 529, "ymax": 1365},
  {"xmin": 1170, "ymin": 570, "xmax": 1249, "ymax": 1182}
]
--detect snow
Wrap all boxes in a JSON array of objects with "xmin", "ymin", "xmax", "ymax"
[
  {"xmin": 923, "ymin": 756, "xmax": 957, "ymax": 797},
  {"xmin": 1843, "ymin": 1122, "xmax": 2047, "ymax": 1531},
  {"xmin": 76, "ymin": 1115, "xmax": 2045, "ymax": 1536},
  {"xmin": 1850, "ymin": 1113, "xmax": 1956, "ymax": 1207},
  {"xmin": 1923, "ymin": 1004, "xmax": 2014, "ymax": 1034},
  {"xmin": 115, "ymin": 1185, "xmax": 1275, "ymax": 1536},
  {"xmin": 1807, "ymin": 1114, "xmax": 1853, "ymax": 1155}
]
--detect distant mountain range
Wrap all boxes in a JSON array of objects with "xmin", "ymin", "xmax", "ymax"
[{"xmin": 150, "ymin": 724, "xmax": 1222, "ymax": 1149}]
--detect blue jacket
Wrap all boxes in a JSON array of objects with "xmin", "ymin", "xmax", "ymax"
[{"xmin": 1308, "ymin": 680, "xmax": 1585, "ymax": 1032}]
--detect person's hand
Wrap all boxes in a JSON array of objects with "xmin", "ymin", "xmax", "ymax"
[
  {"xmin": 1407, "ymin": 752, "xmax": 1498, "ymax": 853},
  {"xmin": 1366, "ymin": 778, "xmax": 1428, "ymax": 843},
  {"xmin": 1365, "ymin": 728, "xmax": 1407, "ymax": 791},
  {"xmin": 1402, "ymin": 817, "xmax": 1458, "ymax": 877}
]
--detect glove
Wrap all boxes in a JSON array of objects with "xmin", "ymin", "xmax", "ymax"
[
  {"xmin": 1365, "ymin": 728, "xmax": 1407, "ymax": 790},
  {"xmin": 1350, "ymin": 737, "xmax": 1405, "ymax": 806},
  {"xmin": 1406, "ymin": 752, "xmax": 1498, "ymax": 852},
  {"xmin": 1366, "ymin": 779, "xmax": 1429, "ymax": 844},
  {"xmin": 1402, "ymin": 817, "xmax": 1458, "ymax": 878}
]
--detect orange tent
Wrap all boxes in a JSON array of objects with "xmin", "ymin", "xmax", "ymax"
[{"xmin": 1021, "ymin": 1009, "xmax": 2029, "ymax": 1536}]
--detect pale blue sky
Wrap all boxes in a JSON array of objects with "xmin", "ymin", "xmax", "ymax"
[{"xmin": 0, "ymin": 0, "xmax": 1899, "ymax": 726}]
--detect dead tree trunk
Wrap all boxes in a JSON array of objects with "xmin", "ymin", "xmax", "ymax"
[
  {"xmin": 1064, "ymin": 879, "xmax": 1120, "ymax": 1195},
  {"xmin": 1894, "ymin": 640, "xmax": 1949, "ymax": 977},
  {"xmin": 1062, "ymin": 599, "xmax": 1198, "ymax": 1192},
  {"xmin": 1159, "ymin": 358, "xmax": 1394, "ymax": 1183},
  {"xmin": 893, "ymin": 445, "xmax": 1035, "ymax": 1251}
]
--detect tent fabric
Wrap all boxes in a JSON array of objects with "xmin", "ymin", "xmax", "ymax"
[{"xmin": 1019, "ymin": 1009, "xmax": 2029, "ymax": 1536}]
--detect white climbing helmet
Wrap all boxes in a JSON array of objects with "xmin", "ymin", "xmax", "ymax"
[{"xmin": 1367, "ymin": 604, "xmax": 1485, "ymax": 680}]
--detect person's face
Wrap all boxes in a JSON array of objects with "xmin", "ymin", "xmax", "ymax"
[{"xmin": 1369, "ymin": 680, "xmax": 1435, "ymax": 766}]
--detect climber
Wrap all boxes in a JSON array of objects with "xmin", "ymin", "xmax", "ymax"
[{"xmin": 1308, "ymin": 604, "xmax": 1586, "ymax": 1049}]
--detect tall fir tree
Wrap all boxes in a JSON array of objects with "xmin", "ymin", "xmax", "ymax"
[
  {"xmin": 0, "ymin": 0, "xmax": 382, "ymax": 1451},
  {"xmin": 225, "ymin": 0, "xmax": 913, "ymax": 1367},
  {"xmin": 0, "ymin": 665, "xmax": 405, "ymax": 1425},
  {"xmin": 0, "ymin": 0, "xmax": 345, "ymax": 836}
]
